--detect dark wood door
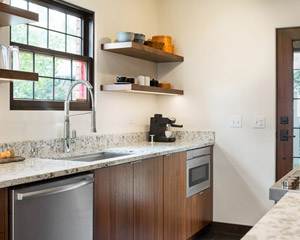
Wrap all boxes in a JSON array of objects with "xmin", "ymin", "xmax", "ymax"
[
  {"xmin": 277, "ymin": 28, "xmax": 300, "ymax": 180},
  {"xmin": 94, "ymin": 164, "xmax": 134, "ymax": 240},
  {"xmin": 163, "ymin": 152, "xmax": 187, "ymax": 240},
  {"xmin": 133, "ymin": 157, "xmax": 163, "ymax": 240}
]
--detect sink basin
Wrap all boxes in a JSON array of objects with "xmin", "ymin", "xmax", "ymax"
[{"xmin": 54, "ymin": 152, "xmax": 131, "ymax": 162}]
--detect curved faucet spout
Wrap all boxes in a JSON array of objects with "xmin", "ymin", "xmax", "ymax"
[{"xmin": 64, "ymin": 80, "xmax": 97, "ymax": 153}]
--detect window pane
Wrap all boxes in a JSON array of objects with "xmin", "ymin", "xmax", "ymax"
[
  {"xmin": 67, "ymin": 15, "xmax": 81, "ymax": 37},
  {"xmin": 19, "ymin": 51, "xmax": 33, "ymax": 72},
  {"xmin": 13, "ymin": 82, "xmax": 33, "ymax": 99},
  {"xmin": 55, "ymin": 79, "xmax": 71, "ymax": 100},
  {"xmin": 72, "ymin": 83, "xmax": 87, "ymax": 101},
  {"xmin": 55, "ymin": 58, "xmax": 71, "ymax": 79},
  {"xmin": 28, "ymin": 26, "xmax": 47, "ymax": 48},
  {"xmin": 294, "ymin": 100, "xmax": 300, "ymax": 128},
  {"xmin": 72, "ymin": 61, "xmax": 87, "ymax": 80},
  {"xmin": 49, "ymin": 9, "xmax": 66, "ymax": 33},
  {"xmin": 35, "ymin": 54, "xmax": 53, "ymax": 77},
  {"xmin": 11, "ymin": 25, "xmax": 27, "ymax": 44},
  {"xmin": 11, "ymin": 0, "xmax": 27, "ymax": 9},
  {"xmin": 34, "ymin": 78, "xmax": 53, "ymax": 100},
  {"xmin": 294, "ymin": 158, "xmax": 300, "ymax": 169},
  {"xmin": 67, "ymin": 36, "xmax": 81, "ymax": 55},
  {"xmin": 49, "ymin": 31, "xmax": 66, "ymax": 52},
  {"xmin": 29, "ymin": 3, "xmax": 48, "ymax": 28}
]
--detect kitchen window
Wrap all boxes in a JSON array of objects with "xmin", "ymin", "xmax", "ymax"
[{"xmin": 10, "ymin": 0, "xmax": 94, "ymax": 110}]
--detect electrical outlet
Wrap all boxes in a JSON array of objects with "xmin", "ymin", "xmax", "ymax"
[
  {"xmin": 230, "ymin": 116, "xmax": 242, "ymax": 128},
  {"xmin": 253, "ymin": 116, "xmax": 266, "ymax": 129}
]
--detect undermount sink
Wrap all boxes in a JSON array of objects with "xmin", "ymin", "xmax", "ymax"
[{"xmin": 54, "ymin": 152, "xmax": 131, "ymax": 162}]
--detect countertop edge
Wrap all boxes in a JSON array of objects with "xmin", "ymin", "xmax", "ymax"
[{"xmin": 0, "ymin": 142, "xmax": 214, "ymax": 188}]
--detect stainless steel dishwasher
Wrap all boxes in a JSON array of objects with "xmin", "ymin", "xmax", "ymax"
[{"xmin": 10, "ymin": 173, "xmax": 94, "ymax": 240}]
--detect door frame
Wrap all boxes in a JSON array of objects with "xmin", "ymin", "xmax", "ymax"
[{"xmin": 276, "ymin": 27, "xmax": 300, "ymax": 180}]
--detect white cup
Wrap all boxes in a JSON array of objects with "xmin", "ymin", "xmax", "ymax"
[
  {"xmin": 137, "ymin": 75, "xmax": 145, "ymax": 85},
  {"xmin": 165, "ymin": 131, "xmax": 172, "ymax": 138},
  {"xmin": 145, "ymin": 76, "xmax": 150, "ymax": 86}
]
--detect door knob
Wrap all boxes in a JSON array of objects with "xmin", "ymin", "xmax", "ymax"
[{"xmin": 280, "ymin": 130, "xmax": 295, "ymax": 141}]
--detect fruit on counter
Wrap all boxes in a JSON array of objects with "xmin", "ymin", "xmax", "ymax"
[{"xmin": 0, "ymin": 149, "xmax": 15, "ymax": 159}]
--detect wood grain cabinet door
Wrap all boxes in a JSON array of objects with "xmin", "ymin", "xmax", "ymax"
[
  {"xmin": 163, "ymin": 152, "xmax": 187, "ymax": 240},
  {"xmin": 133, "ymin": 157, "xmax": 164, "ymax": 240},
  {"xmin": 94, "ymin": 164, "xmax": 134, "ymax": 240},
  {"xmin": 0, "ymin": 189, "xmax": 4, "ymax": 234}
]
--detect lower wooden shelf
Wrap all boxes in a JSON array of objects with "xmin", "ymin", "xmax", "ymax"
[
  {"xmin": 101, "ymin": 84, "xmax": 184, "ymax": 96},
  {"xmin": 0, "ymin": 69, "xmax": 38, "ymax": 83}
]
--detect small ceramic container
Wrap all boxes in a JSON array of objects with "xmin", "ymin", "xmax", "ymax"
[
  {"xmin": 137, "ymin": 75, "xmax": 145, "ymax": 85},
  {"xmin": 117, "ymin": 32, "xmax": 135, "ymax": 42}
]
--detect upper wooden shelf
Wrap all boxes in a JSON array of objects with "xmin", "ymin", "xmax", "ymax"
[
  {"xmin": 101, "ymin": 84, "xmax": 184, "ymax": 96},
  {"xmin": 0, "ymin": 2, "xmax": 39, "ymax": 27},
  {"xmin": 0, "ymin": 69, "xmax": 38, "ymax": 83},
  {"xmin": 101, "ymin": 42, "xmax": 184, "ymax": 63}
]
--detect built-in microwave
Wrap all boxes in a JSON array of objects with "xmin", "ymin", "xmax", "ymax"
[{"xmin": 186, "ymin": 147, "xmax": 211, "ymax": 198}]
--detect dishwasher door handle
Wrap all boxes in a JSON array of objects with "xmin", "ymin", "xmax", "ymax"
[{"xmin": 16, "ymin": 177, "xmax": 94, "ymax": 201}]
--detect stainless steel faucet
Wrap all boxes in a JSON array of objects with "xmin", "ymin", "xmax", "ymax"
[{"xmin": 64, "ymin": 80, "xmax": 96, "ymax": 153}]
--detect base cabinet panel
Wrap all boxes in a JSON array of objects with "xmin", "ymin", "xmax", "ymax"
[
  {"xmin": 0, "ymin": 189, "xmax": 4, "ymax": 234},
  {"xmin": 163, "ymin": 152, "xmax": 187, "ymax": 240},
  {"xmin": 94, "ymin": 163, "xmax": 134, "ymax": 240},
  {"xmin": 134, "ymin": 157, "xmax": 164, "ymax": 240},
  {"xmin": 0, "ymin": 233, "xmax": 4, "ymax": 240}
]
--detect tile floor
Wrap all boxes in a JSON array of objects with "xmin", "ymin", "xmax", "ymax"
[{"xmin": 193, "ymin": 222, "xmax": 251, "ymax": 240}]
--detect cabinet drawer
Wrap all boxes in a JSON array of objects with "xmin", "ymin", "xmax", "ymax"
[
  {"xmin": 0, "ymin": 233, "xmax": 4, "ymax": 240},
  {"xmin": 0, "ymin": 189, "xmax": 4, "ymax": 234},
  {"xmin": 187, "ymin": 147, "xmax": 210, "ymax": 160}
]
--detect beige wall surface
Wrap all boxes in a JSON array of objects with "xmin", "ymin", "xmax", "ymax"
[
  {"xmin": 156, "ymin": 0, "xmax": 300, "ymax": 225},
  {"xmin": 0, "ymin": 0, "xmax": 159, "ymax": 143}
]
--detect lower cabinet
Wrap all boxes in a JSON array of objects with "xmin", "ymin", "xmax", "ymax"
[
  {"xmin": 134, "ymin": 157, "xmax": 164, "ymax": 240},
  {"xmin": 94, "ymin": 156, "xmax": 164, "ymax": 240},
  {"xmin": 94, "ymin": 149, "xmax": 213, "ymax": 240},
  {"xmin": 0, "ymin": 188, "xmax": 7, "ymax": 240},
  {"xmin": 164, "ymin": 150, "xmax": 213, "ymax": 240},
  {"xmin": 94, "ymin": 163, "xmax": 134, "ymax": 240}
]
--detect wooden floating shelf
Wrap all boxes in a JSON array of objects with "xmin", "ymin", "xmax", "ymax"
[
  {"xmin": 0, "ymin": 69, "xmax": 38, "ymax": 83},
  {"xmin": 101, "ymin": 42, "xmax": 184, "ymax": 63},
  {"xmin": 101, "ymin": 84, "xmax": 184, "ymax": 96},
  {"xmin": 0, "ymin": 2, "xmax": 39, "ymax": 27}
]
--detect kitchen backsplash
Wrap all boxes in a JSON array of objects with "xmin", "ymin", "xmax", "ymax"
[{"xmin": 0, "ymin": 131, "xmax": 214, "ymax": 158}]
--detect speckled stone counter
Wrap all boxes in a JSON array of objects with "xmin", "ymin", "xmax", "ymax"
[
  {"xmin": 0, "ymin": 139, "xmax": 214, "ymax": 188},
  {"xmin": 242, "ymin": 192, "xmax": 300, "ymax": 240}
]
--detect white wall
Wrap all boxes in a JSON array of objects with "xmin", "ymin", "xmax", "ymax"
[
  {"xmin": 156, "ymin": 0, "xmax": 300, "ymax": 225},
  {"xmin": 0, "ymin": 0, "xmax": 159, "ymax": 143}
]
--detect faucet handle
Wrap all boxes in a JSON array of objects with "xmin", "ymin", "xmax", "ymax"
[{"xmin": 72, "ymin": 130, "xmax": 77, "ymax": 139}]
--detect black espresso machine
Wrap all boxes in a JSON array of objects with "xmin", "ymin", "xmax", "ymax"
[{"xmin": 149, "ymin": 114, "xmax": 183, "ymax": 142}]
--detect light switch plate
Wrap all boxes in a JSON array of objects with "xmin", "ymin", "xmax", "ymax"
[
  {"xmin": 253, "ymin": 116, "xmax": 266, "ymax": 129},
  {"xmin": 230, "ymin": 115, "xmax": 242, "ymax": 128}
]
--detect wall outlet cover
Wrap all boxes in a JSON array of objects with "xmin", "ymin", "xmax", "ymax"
[
  {"xmin": 252, "ymin": 116, "xmax": 266, "ymax": 129},
  {"xmin": 230, "ymin": 115, "xmax": 242, "ymax": 128}
]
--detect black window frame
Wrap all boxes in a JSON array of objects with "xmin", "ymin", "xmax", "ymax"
[{"xmin": 10, "ymin": 0, "xmax": 94, "ymax": 111}]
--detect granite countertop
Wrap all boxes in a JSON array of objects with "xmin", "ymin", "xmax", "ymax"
[
  {"xmin": 242, "ymin": 192, "xmax": 300, "ymax": 240},
  {"xmin": 0, "ymin": 140, "xmax": 213, "ymax": 188}
]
